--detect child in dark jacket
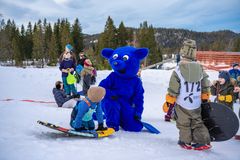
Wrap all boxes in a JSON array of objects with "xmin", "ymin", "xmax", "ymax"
[
  {"xmin": 211, "ymin": 71, "xmax": 235, "ymax": 110},
  {"xmin": 59, "ymin": 44, "xmax": 77, "ymax": 96},
  {"xmin": 70, "ymin": 86, "xmax": 107, "ymax": 131},
  {"xmin": 52, "ymin": 81, "xmax": 79, "ymax": 108}
]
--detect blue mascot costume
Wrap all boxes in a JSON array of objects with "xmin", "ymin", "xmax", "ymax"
[{"xmin": 99, "ymin": 46, "xmax": 149, "ymax": 132}]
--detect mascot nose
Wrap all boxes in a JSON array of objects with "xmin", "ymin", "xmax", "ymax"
[{"xmin": 113, "ymin": 62, "xmax": 118, "ymax": 66}]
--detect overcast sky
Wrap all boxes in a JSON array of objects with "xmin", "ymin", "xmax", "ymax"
[{"xmin": 0, "ymin": 0, "xmax": 239, "ymax": 34}]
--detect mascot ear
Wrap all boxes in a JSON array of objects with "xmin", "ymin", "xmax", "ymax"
[
  {"xmin": 101, "ymin": 48, "xmax": 114, "ymax": 59},
  {"xmin": 134, "ymin": 48, "xmax": 149, "ymax": 60}
]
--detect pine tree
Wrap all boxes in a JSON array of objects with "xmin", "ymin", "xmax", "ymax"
[
  {"xmin": 4, "ymin": 20, "xmax": 17, "ymax": 63},
  {"xmin": 60, "ymin": 18, "xmax": 72, "ymax": 52},
  {"xmin": 71, "ymin": 18, "xmax": 83, "ymax": 54},
  {"xmin": 32, "ymin": 20, "xmax": 44, "ymax": 67},
  {"xmin": 117, "ymin": 21, "xmax": 128, "ymax": 46},
  {"xmin": 0, "ymin": 19, "xmax": 6, "ymax": 61},
  {"xmin": 48, "ymin": 32, "xmax": 58, "ymax": 66},
  {"xmin": 137, "ymin": 21, "xmax": 161, "ymax": 66},
  {"xmin": 25, "ymin": 22, "xmax": 33, "ymax": 60},
  {"xmin": 96, "ymin": 16, "xmax": 118, "ymax": 69},
  {"xmin": 101, "ymin": 16, "xmax": 118, "ymax": 48},
  {"xmin": 44, "ymin": 22, "xmax": 53, "ymax": 63},
  {"xmin": 12, "ymin": 28, "xmax": 23, "ymax": 66},
  {"xmin": 53, "ymin": 19, "xmax": 62, "ymax": 56}
]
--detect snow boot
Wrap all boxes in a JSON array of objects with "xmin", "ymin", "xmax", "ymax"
[
  {"xmin": 192, "ymin": 143, "xmax": 212, "ymax": 151},
  {"xmin": 178, "ymin": 141, "xmax": 192, "ymax": 150},
  {"xmin": 75, "ymin": 127, "xmax": 87, "ymax": 132},
  {"xmin": 235, "ymin": 135, "xmax": 240, "ymax": 140}
]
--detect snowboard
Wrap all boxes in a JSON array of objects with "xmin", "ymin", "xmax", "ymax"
[
  {"xmin": 37, "ymin": 120, "xmax": 115, "ymax": 138},
  {"xmin": 141, "ymin": 121, "xmax": 160, "ymax": 134},
  {"xmin": 236, "ymin": 109, "xmax": 240, "ymax": 140},
  {"xmin": 201, "ymin": 102, "xmax": 239, "ymax": 142}
]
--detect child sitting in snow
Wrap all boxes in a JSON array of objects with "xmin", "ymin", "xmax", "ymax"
[
  {"xmin": 59, "ymin": 44, "xmax": 77, "ymax": 96},
  {"xmin": 70, "ymin": 86, "xmax": 107, "ymax": 131},
  {"xmin": 211, "ymin": 71, "xmax": 235, "ymax": 110},
  {"xmin": 53, "ymin": 81, "xmax": 80, "ymax": 108},
  {"xmin": 164, "ymin": 39, "xmax": 211, "ymax": 150}
]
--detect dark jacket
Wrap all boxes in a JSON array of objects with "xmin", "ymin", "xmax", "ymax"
[
  {"xmin": 52, "ymin": 88, "xmax": 71, "ymax": 107},
  {"xmin": 59, "ymin": 59, "xmax": 76, "ymax": 77},
  {"xmin": 211, "ymin": 81, "xmax": 234, "ymax": 109}
]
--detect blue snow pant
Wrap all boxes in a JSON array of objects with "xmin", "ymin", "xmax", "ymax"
[
  {"xmin": 82, "ymin": 120, "xmax": 95, "ymax": 130},
  {"xmin": 101, "ymin": 98, "xmax": 143, "ymax": 132},
  {"xmin": 62, "ymin": 77, "xmax": 77, "ymax": 95}
]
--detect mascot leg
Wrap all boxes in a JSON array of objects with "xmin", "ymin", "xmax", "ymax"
[
  {"xmin": 101, "ymin": 99, "xmax": 120, "ymax": 131},
  {"xmin": 120, "ymin": 104, "xmax": 143, "ymax": 132}
]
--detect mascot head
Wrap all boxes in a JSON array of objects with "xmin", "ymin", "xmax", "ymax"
[{"xmin": 101, "ymin": 46, "xmax": 149, "ymax": 78}]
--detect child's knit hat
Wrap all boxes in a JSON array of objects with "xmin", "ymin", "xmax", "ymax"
[
  {"xmin": 87, "ymin": 86, "xmax": 106, "ymax": 102},
  {"xmin": 84, "ymin": 59, "xmax": 92, "ymax": 67},
  {"xmin": 218, "ymin": 71, "xmax": 230, "ymax": 82},
  {"xmin": 232, "ymin": 63, "xmax": 239, "ymax": 68},
  {"xmin": 65, "ymin": 44, "xmax": 73, "ymax": 52}
]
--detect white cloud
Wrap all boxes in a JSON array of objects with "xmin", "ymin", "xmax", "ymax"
[
  {"xmin": 53, "ymin": 0, "xmax": 69, "ymax": 5},
  {"xmin": 0, "ymin": 0, "xmax": 239, "ymax": 34}
]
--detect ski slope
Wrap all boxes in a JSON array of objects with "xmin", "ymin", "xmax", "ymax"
[{"xmin": 0, "ymin": 66, "xmax": 239, "ymax": 160}]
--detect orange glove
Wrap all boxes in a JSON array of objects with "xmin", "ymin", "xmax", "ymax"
[
  {"xmin": 201, "ymin": 92, "xmax": 210, "ymax": 103},
  {"xmin": 163, "ymin": 94, "xmax": 176, "ymax": 113}
]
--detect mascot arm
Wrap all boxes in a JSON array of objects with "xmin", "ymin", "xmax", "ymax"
[
  {"xmin": 133, "ymin": 81, "xmax": 144, "ymax": 119},
  {"xmin": 99, "ymin": 74, "xmax": 117, "ymax": 99}
]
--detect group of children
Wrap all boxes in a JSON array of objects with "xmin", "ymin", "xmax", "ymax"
[
  {"xmin": 53, "ymin": 44, "xmax": 107, "ymax": 132},
  {"xmin": 58, "ymin": 44, "xmax": 97, "ymax": 97}
]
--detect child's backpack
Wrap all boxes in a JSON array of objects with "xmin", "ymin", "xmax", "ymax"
[
  {"xmin": 67, "ymin": 72, "xmax": 76, "ymax": 85},
  {"xmin": 76, "ymin": 65, "xmax": 83, "ymax": 74}
]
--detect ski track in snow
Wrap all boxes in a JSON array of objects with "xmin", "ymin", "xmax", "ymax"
[{"xmin": 0, "ymin": 66, "xmax": 239, "ymax": 160}]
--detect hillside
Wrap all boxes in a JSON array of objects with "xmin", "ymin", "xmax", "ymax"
[{"xmin": 83, "ymin": 28, "xmax": 240, "ymax": 53}]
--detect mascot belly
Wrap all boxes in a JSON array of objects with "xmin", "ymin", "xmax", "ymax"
[{"xmin": 99, "ymin": 46, "xmax": 149, "ymax": 132}]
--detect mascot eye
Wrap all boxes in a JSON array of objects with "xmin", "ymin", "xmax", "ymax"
[
  {"xmin": 123, "ymin": 55, "xmax": 129, "ymax": 61},
  {"xmin": 112, "ymin": 54, "xmax": 118, "ymax": 59}
]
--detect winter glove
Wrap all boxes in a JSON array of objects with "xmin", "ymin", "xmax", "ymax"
[
  {"xmin": 201, "ymin": 92, "xmax": 210, "ymax": 103},
  {"xmin": 96, "ymin": 123, "xmax": 108, "ymax": 131},
  {"xmin": 218, "ymin": 95, "xmax": 233, "ymax": 103},
  {"xmin": 72, "ymin": 94, "xmax": 80, "ymax": 98},
  {"xmin": 163, "ymin": 94, "xmax": 176, "ymax": 113}
]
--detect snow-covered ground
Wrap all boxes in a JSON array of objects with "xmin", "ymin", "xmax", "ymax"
[{"xmin": 0, "ymin": 66, "xmax": 239, "ymax": 160}]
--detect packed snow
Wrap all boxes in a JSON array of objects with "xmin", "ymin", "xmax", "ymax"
[{"xmin": 0, "ymin": 66, "xmax": 239, "ymax": 160}]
